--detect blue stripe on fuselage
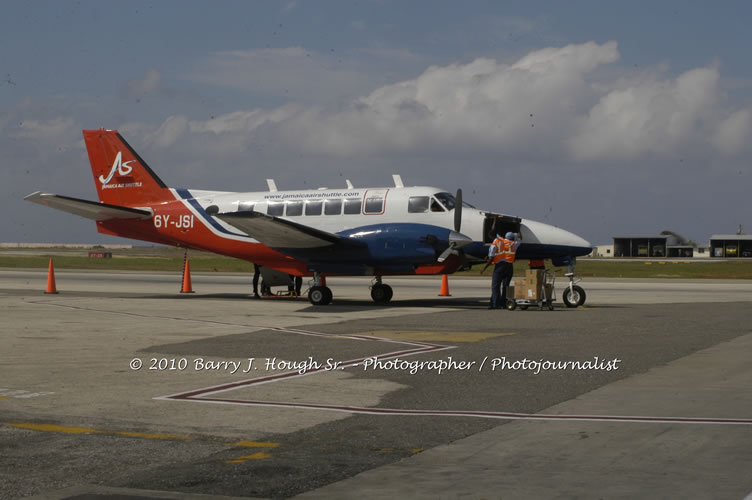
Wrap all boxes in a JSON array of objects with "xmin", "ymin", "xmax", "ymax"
[{"xmin": 175, "ymin": 188, "xmax": 249, "ymax": 238}]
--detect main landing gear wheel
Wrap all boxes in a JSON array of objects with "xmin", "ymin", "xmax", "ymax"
[
  {"xmin": 370, "ymin": 284, "xmax": 393, "ymax": 303},
  {"xmin": 308, "ymin": 286, "xmax": 333, "ymax": 305},
  {"xmin": 563, "ymin": 285, "xmax": 586, "ymax": 308}
]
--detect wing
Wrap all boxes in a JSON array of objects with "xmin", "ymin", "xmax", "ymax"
[
  {"xmin": 24, "ymin": 192, "xmax": 153, "ymax": 221},
  {"xmin": 215, "ymin": 211, "xmax": 365, "ymax": 249}
]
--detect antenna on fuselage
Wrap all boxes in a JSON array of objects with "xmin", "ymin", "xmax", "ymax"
[
  {"xmin": 392, "ymin": 174, "xmax": 404, "ymax": 188},
  {"xmin": 345, "ymin": 179, "xmax": 354, "ymax": 189},
  {"xmin": 266, "ymin": 179, "xmax": 278, "ymax": 192}
]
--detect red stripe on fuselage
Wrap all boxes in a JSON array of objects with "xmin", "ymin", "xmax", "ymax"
[{"xmin": 97, "ymin": 194, "xmax": 307, "ymax": 275}]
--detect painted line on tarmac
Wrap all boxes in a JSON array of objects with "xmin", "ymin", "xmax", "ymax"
[
  {"xmin": 154, "ymin": 327, "xmax": 752, "ymax": 427},
  {"xmin": 158, "ymin": 399, "xmax": 752, "ymax": 426},
  {"xmin": 157, "ymin": 341, "xmax": 452, "ymax": 400}
]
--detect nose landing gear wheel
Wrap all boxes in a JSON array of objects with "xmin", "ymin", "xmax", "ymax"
[
  {"xmin": 562, "ymin": 285, "xmax": 586, "ymax": 308},
  {"xmin": 370, "ymin": 284, "xmax": 393, "ymax": 303},
  {"xmin": 308, "ymin": 286, "xmax": 333, "ymax": 305}
]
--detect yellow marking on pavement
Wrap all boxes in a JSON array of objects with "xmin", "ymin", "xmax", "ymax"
[
  {"xmin": 363, "ymin": 331, "xmax": 515, "ymax": 343},
  {"xmin": 8, "ymin": 423, "xmax": 99, "ymax": 434},
  {"xmin": 5, "ymin": 423, "xmax": 191, "ymax": 441},
  {"xmin": 411, "ymin": 448, "xmax": 424, "ymax": 454},
  {"xmin": 117, "ymin": 432, "xmax": 190, "ymax": 440},
  {"xmin": 644, "ymin": 262, "xmax": 653, "ymax": 265},
  {"xmin": 225, "ymin": 451, "xmax": 273, "ymax": 463},
  {"xmin": 237, "ymin": 452, "xmax": 272, "ymax": 459},
  {"xmin": 231, "ymin": 440, "xmax": 280, "ymax": 448},
  {"xmin": 0, "ymin": 397, "xmax": 7, "ymax": 400}
]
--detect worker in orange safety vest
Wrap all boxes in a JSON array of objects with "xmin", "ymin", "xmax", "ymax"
[{"xmin": 487, "ymin": 232, "xmax": 521, "ymax": 308}]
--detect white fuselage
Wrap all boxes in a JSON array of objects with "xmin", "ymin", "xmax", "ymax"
[{"xmin": 180, "ymin": 185, "xmax": 590, "ymax": 253}]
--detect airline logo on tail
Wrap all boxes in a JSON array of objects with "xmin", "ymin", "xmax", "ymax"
[{"xmin": 99, "ymin": 151, "xmax": 139, "ymax": 188}]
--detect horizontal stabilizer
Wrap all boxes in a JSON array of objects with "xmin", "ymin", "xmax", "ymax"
[
  {"xmin": 216, "ymin": 211, "xmax": 364, "ymax": 249},
  {"xmin": 24, "ymin": 192, "xmax": 153, "ymax": 221}
]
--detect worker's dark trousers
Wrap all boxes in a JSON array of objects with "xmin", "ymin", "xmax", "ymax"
[
  {"xmin": 490, "ymin": 262, "xmax": 513, "ymax": 308},
  {"xmin": 500, "ymin": 262, "xmax": 514, "ymax": 304}
]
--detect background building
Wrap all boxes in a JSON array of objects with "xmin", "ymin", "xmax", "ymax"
[
  {"xmin": 611, "ymin": 231, "xmax": 717, "ymax": 258},
  {"xmin": 709, "ymin": 234, "xmax": 752, "ymax": 258}
]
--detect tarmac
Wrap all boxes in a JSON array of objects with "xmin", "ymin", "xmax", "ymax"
[{"xmin": 1, "ymin": 269, "xmax": 751, "ymax": 499}]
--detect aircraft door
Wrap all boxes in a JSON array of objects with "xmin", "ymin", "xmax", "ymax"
[
  {"xmin": 483, "ymin": 214, "xmax": 521, "ymax": 243},
  {"xmin": 363, "ymin": 189, "xmax": 389, "ymax": 215}
]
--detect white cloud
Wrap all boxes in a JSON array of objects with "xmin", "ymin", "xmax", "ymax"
[
  {"xmin": 569, "ymin": 67, "xmax": 721, "ymax": 160},
  {"xmin": 174, "ymin": 41, "xmax": 622, "ymax": 157},
  {"xmin": 711, "ymin": 109, "xmax": 751, "ymax": 155},
  {"xmin": 155, "ymin": 41, "xmax": 752, "ymax": 166},
  {"xmin": 16, "ymin": 117, "xmax": 77, "ymax": 140},
  {"xmin": 153, "ymin": 115, "xmax": 189, "ymax": 149}
]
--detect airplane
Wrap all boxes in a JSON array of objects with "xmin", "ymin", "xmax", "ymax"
[{"xmin": 25, "ymin": 129, "xmax": 592, "ymax": 306}]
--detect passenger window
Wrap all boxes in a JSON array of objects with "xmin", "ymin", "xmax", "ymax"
[
  {"xmin": 364, "ymin": 196, "xmax": 384, "ymax": 214},
  {"xmin": 430, "ymin": 198, "xmax": 445, "ymax": 212},
  {"xmin": 408, "ymin": 196, "xmax": 429, "ymax": 213},
  {"xmin": 267, "ymin": 201, "xmax": 284, "ymax": 216},
  {"xmin": 237, "ymin": 201, "xmax": 254, "ymax": 212},
  {"xmin": 324, "ymin": 199, "xmax": 342, "ymax": 215},
  {"xmin": 286, "ymin": 200, "xmax": 303, "ymax": 216},
  {"xmin": 343, "ymin": 198, "xmax": 362, "ymax": 215},
  {"xmin": 305, "ymin": 200, "xmax": 323, "ymax": 216}
]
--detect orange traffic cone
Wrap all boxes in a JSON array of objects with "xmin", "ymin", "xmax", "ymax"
[
  {"xmin": 180, "ymin": 259, "xmax": 194, "ymax": 293},
  {"xmin": 438, "ymin": 274, "xmax": 451, "ymax": 296},
  {"xmin": 45, "ymin": 258, "xmax": 58, "ymax": 294}
]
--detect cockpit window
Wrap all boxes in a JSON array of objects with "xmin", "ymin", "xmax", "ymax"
[
  {"xmin": 430, "ymin": 198, "xmax": 445, "ymax": 212},
  {"xmin": 433, "ymin": 192, "xmax": 456, "ymax": 211}
]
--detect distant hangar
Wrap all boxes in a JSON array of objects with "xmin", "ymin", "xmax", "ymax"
[{"xmin": 593, "ymin": 230, "xmax": 752, "ymax": 258}]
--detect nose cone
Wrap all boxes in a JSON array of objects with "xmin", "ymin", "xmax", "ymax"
[
  {"xmin": 555, "ymin": 227, "xmax": 591, "ymax": 249},
  {"xmin": 448, "ymin": 230, "xmax": 473, "ymax": 249},
  {"xmin": 523, "ymin": 220, "xmax": 591, "ymax": 255}
]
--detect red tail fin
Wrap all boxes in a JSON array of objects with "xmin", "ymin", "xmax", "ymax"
[{"xmin": 83, "ymin": 129, "xmax": 169, "ymax": 206}]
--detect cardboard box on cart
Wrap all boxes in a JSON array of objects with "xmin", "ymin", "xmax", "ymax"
[{"xmin": 515, "ymin": 270, "xmax": 551, "ymax": 301}]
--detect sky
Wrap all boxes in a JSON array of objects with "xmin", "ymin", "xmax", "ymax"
[{"xmin": 2, "ymin": 0, "xmax": 751, "ymax": 246}]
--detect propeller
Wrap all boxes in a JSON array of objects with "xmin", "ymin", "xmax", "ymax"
[
  {"xmin": 437, "ymin": 231, "xmax": 472, "ymax": 262},
  {"xmin": 454, "ymin": 188, "xmax": 463, "ymax": 232},
  {"xmin": 438, "ymin": 188, "xmax": 470, "ymax": 264}
]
